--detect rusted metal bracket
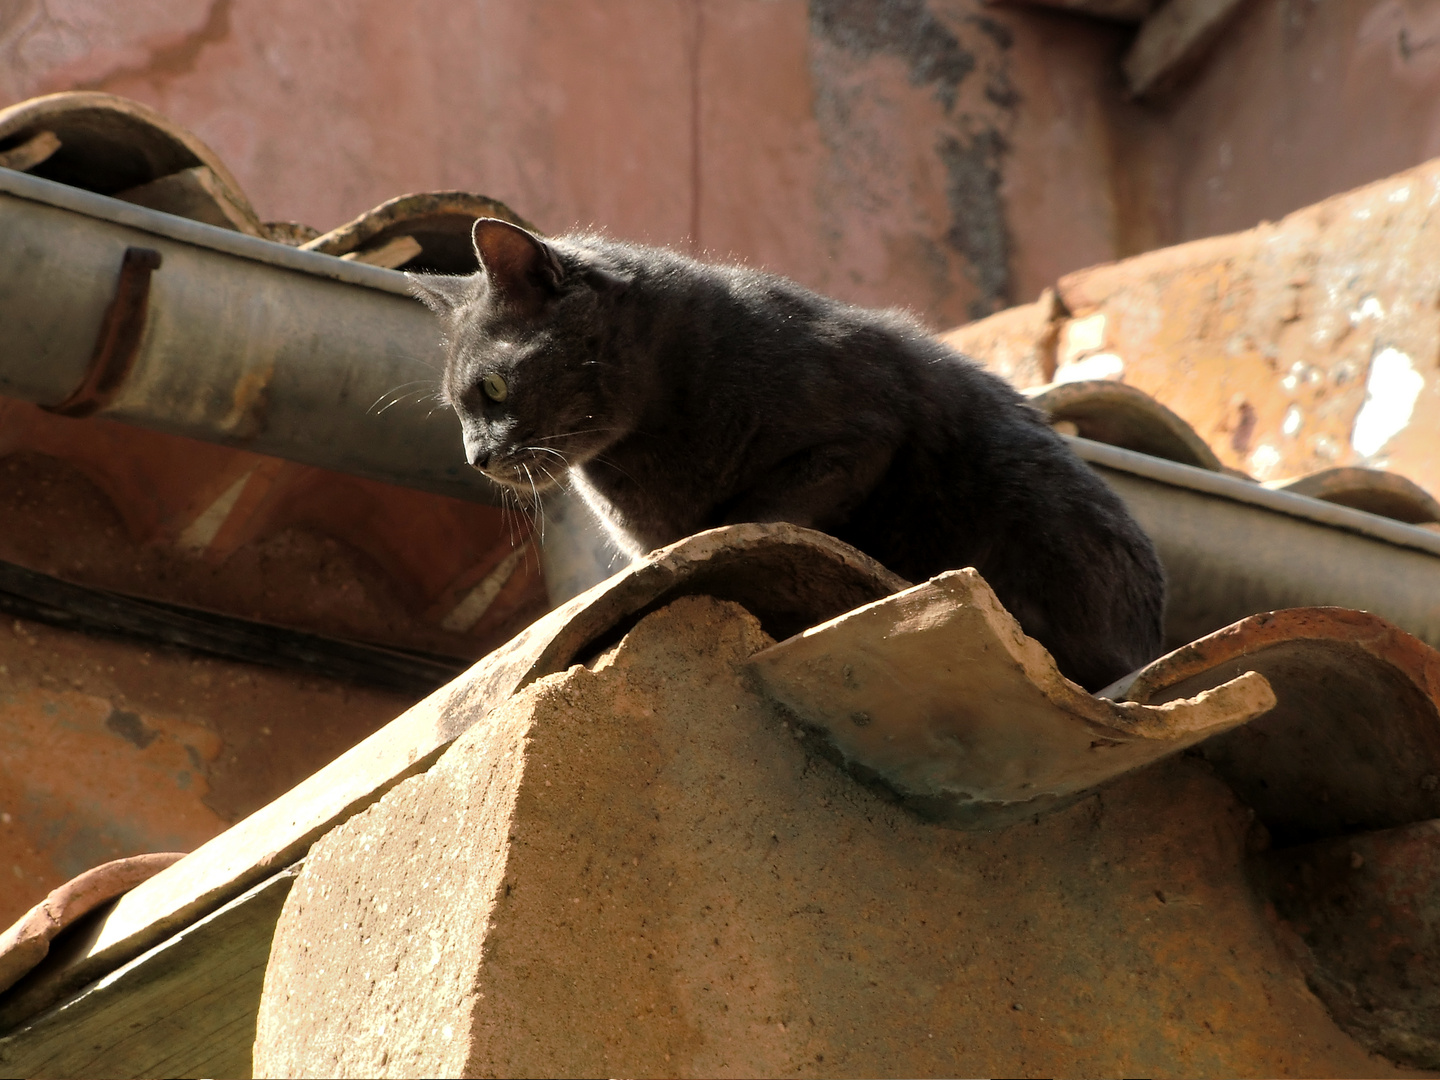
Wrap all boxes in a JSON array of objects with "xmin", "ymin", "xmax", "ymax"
[{"xmin": 45, "ymin": 246, "xmax": 162, "ymax": 419}]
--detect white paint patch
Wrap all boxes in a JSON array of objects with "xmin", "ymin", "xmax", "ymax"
[
  {"xmin": 1058, "ymin": 313, "xmax": 1107, "ymax": 366},
  {"xmin": 1282, "ymin": 405, "xmax": 1302, "ymax": 437},
  {"xmin": 1350, "ymin": 294, "xmax": 1385, "ymax": 325},
  {"xmin": 1249, "ymin": 444, "xmax": 1282, "ymax": 478},
  {"xmin": 177, "ymin": 470, "xmax": 253, "ymax": 551},
  {"xmin": 1054, "ymin": 352, "xmax": 1125, "ymax": 384},
  {"xmin": 1352, "ymin": 346, "xmax": 1424, "ymax": 458},
  {"xmin": 1355, "ymin": 206, "xmax": 1372, "ymax": 220},
  {"xmin": 1389, "ymin": 185, "xmax": 1411, "ymax": 203},
  {"xmin": 1281, "ymin": 360, "xmax": 1319, "ymax": 392}
]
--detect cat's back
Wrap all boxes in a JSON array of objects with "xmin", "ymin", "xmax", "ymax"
[{"xmin": 566, "ymin": 233, "xmax": 931, "ymax": 355}]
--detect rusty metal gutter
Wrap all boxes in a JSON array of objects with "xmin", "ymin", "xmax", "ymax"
[
  {"xmin": 0, "ymin": 166, "xmax": 501, "ymax": 505},
  {"xmin": 1073, "ymin": 437, "xmax": 1440, "ymax": 650}
]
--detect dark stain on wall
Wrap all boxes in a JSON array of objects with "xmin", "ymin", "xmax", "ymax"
[
  {"xmin": 938, "ymin": 129, "xmax": 1010, "ymax": 319},
  {"xmin": 105, "ymin": 706, "xmax": 158, "ymax": 749},
  {"xmin": 810, "ymin": 0, "xmax": 977, "ymax": 112},
  {"xmin": 76, "ymin": 0, "xmax": 234, "ymax": 92},
  {"xmin": 810, "ymin": 0, "xmax": 1018, "ymax": 320}
]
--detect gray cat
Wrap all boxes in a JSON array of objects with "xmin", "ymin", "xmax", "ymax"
[{"xmin": 411, "ymin": 219, "xmax": 1165, "ymax": 690}]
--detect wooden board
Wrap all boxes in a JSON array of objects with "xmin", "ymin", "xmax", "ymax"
[{"xmin": 0, "ymin": 865, "xmax": 298, "ymax": 1080}]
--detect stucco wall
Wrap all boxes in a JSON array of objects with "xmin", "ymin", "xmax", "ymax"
[
  {"xmin": 1146, "ymin": 0, "xmax": 1440, "ymax": 251},
  {"xmin": 5, "ymin": 1, "xmax": 1440, "ymax": 328},
  {"xmin": 0, "ymin": 0, "xmax": 1132, "ymax": 327}
]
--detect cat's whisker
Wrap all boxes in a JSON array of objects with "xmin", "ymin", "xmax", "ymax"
[
  {"xmin": 520, "ymin": 462, "xmax": 545, "ymax": 544},
  {"xmin": 531, "ymin": 468, "xmax": 546, "ymax": 541},
  {"xmin": 500, "ymin": 485, "xmax": 526, "ymax": 552},
  {"xmin": 373, "ymin": 392, "xmax": 431, "ymax": 417},
  {"xmin": 522, "ymin": 446, "xmax": 574, "ymax": 471},
  {"xmin": 589, "ymin": 453, "xmax": 642, "ymax": 487},
  {"xmin": 368, "ymin": 381, "xmax": 437, "ymax": 416},
  {"xmin": 535, "ymin": 461, "xmax": 566, "ymax": 562},
  {"xmin": 535, "ymin": 429, "xmax": 599, "ymax": 443},
  {"xmin": 533, "ymin": 426, "xmax": 627, "ymax": 448}
]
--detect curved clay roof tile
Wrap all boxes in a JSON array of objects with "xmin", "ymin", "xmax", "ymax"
[
  {"xmin": 1270, "ymin": 466, "xmax": 1440, "ymax": 526},
  {"xmin": 0, "ymin": 852, "xmax": 185, "ymax": 997},
  {"xmin": 1025, "ymin": 378, "xmax": 1230, "ymax": 474},
  {"xmin": 1119, "ymin": 605, "xmax": 1440, "ymax": 1071},
  {"xmin": 1112, "ymin": 605, "xmax": 1440, "ymax": 844},
  {"xmin": 0, "ymin": 91, "xmax": 264, "ymax": 237},
  {"xmin": 301, "ymin": 191, "xmax": 538, "ymax": 273}
]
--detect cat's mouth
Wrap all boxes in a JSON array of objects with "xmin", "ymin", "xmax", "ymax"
[{"xmin": 476, "ymin": 448, "xmax": 567, "ymax": 493}]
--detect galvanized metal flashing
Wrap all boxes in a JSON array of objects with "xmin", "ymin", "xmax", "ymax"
[
  {"xmin": 1073, "ymin": 436, "xmax": 1440, "ymax": 650},
  {"xmin": 1072, "ymin": 435, "xmax": 1440, "ymax": 559}
]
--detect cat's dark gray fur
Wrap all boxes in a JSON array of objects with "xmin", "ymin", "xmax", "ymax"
[{"xmin": 412, "ymin": 219, "xmax": 1165, "ymax": 690}]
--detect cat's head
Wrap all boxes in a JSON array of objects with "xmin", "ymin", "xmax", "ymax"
[{"xmin": 409, "ymin": 219, "xmax": 637, "ymax": 493}]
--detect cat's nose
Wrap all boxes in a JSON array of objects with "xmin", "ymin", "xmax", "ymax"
[{"xmin": 462, "ymin": 431, "xmax": 488, "ymax": 469}]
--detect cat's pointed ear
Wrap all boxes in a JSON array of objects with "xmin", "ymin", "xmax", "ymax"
[
  {"xmin": 407, "ymin": 272, "xmax": 472, "ymax": 316},
  {"xmin": 471, "ymin": 218, "xmax": 564, "ymax": 315}
]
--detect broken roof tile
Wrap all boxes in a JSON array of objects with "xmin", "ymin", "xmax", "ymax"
[{"xmin": 748, "ymin": 566, "xmax": 1274, "ymax": 829}]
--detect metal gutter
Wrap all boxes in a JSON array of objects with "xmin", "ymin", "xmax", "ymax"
[
  {"xmin": 1071, "ymin": 437, "xmax": 1440, "ymax": 650},
  {"xmin": 1071, "ymin": 436, "xmax": 1440, "ymax": 560},
  {"xmin": 0, "ymin": 167, "xmax": 501, "ymax": 505}
]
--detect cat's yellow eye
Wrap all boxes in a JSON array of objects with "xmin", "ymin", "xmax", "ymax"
[{"xmin": 481, "ymin": 372, "xmax": 508, "ymax": 402}]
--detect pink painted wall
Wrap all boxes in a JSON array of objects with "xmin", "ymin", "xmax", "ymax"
[
  {"xmin": 0, "ymin": 0, "xmax": 1135, "ymax": 328},
  {"xmin": 3, "ymin": 0, "xmax": 1439, "ymax": 324},
  {"xmin": 1122, "ymin": 0, "xmax": 1440, "ymax": 252}
]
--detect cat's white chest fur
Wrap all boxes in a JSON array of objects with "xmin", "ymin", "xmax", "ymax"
[{"xmin": 569, "ymin": 468, "xmax": 647, "ymax": 560}]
